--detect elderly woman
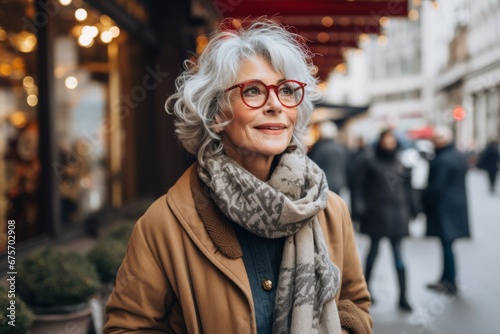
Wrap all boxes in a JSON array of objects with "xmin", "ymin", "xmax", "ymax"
[{"xmin": 104, "ymin": 20, "xmax": 372, "ymax": 334}]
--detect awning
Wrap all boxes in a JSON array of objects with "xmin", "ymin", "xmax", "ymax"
[
  {"xmin": 213, "ymin": 0, "xmax": 410, "ymax": 80},
  {"xmin": 311, "ymin": 103, "xmax": 369, "ymax": 127}
]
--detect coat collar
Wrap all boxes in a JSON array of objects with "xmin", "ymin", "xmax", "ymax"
[{"xmin": 189, "ymin": 166, "xmax": 243, "ymax": 259}]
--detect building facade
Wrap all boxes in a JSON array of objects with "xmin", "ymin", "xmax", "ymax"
[
  {"xmin": 435, "ymin": 0, "xmax": 500, "ymax": 150},
  {"xmin": 0, "ymin": 0, "xmax": 217, "ymax": 260},
  {"xmin": 331, "ymin": 3, "xmax": 426, "ymax": 143},
  {"xmin": 334, "ymin": 0, "xmax": 500, "ymax": 150}
]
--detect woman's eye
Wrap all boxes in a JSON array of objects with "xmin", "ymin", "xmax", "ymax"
[
  {"xmin": 243, "ymin": 86, "xmax": 262, "ymax": 96},
  {"xmin": 280, "ymin": 86, "xmax": 294, "ymax": 96}
]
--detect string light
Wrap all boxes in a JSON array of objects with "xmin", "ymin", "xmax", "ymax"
[
  {"xmin": 335, "ymin": 63, "xmax": 347, "ymax": 74},
  {"xmin": 379, "ymin": 16, "xmax": 390, "ymax": 26},
  {"xmin": 321, "ymin": 16, "xmax": 334, "ymax": 28},
  {"xmin": 358, "ymin": 33, "xmax": 370, "ymax": 44},
  {"xmin": 78, "ymin": 34, "xmax": 93, "ymax": 47},
  {"xmin": 100, "ymin": 15, "xmax": 113, "ymax": 25},
  {"xmin": 408, "ymin": 9, "xmax": 419, "ymax": 21},
  {"xmin": 75, "ymin": 8, "xmax": 88, "ymax": 22},
  {"xmin": 317, "ymin": 32, "xmax": 329, "ymax": 43},
  {"xmin": 100, "ymin": 31, "xmax": 113, "ymax": 43},
  {"xmin": 109, "ymin": 26, "xmax": 120, "ymax": 38},
  {"xmin": 65, "ymin": 76, "xmax": 78, "ymax": 89},
  {"xmin": 23, "ymin": 76, "xmax": 35, "ymax": 88},
  {"xmin": 377, "ymin": 34, "xmax": 388, "ymax": 47},
  {"xmin": 27, "ymin": 95, "xmax": 38, "ymax": 107}
]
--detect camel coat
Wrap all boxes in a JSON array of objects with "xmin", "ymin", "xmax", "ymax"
[{"xmin": 104, "ymin": 164, "xmax": 372, "ymax": 333}]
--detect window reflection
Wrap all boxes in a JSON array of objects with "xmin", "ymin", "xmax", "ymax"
[
  {"xmin": 0, "ymin": 1, "xmax": 40, "ymax": 251},
  {"xmin": 53, "ymin": 4, "xmax": 118, "ymax": 225}
]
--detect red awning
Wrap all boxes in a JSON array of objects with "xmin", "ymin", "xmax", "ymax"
[{"xmin": 213, "ymin": 0, "xmax": 409, "ymax": 80}]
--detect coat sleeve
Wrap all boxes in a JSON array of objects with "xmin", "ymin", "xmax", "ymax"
[
  {"xmin": 324, "ymin": 194, "xmax": 373, "ymax": 334},
  {"xmin": 404, "ymin": 167, "xmax": 419, "ymax": 218},
  {"xmin": 104, "ymin": 217, "xmax": 184, "ymax": 333}
]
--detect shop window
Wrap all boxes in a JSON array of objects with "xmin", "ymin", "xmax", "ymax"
[
  {"xmin": 1, "ymin": 0, "xmax": 153, "ymax": 253},
  {"xmin": 52, "ymin": 3, "xmax": 124, "ymax": 226},
  {"xmin": 0, "ymin": 1, "xmax": 40, "ymax": 251}
]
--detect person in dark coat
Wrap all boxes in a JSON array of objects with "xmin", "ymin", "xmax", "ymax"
[
  {"xmin": 422, "ymin": 126, "xmax": 470, "ymax": 296},
  {"xmin": 355, "ymin": 129, "xmax": 417, "ymax": 312},
  {"xmin": 308, "ymin": 120, "xmax": 348, "ymax": 194},
  {"xmin": 477, "ymin": 140, "xmax": 500, "ymax": 193},
  {"xmin": 347, "ymin": 137, "xmax": 368, "ymax": 223}
]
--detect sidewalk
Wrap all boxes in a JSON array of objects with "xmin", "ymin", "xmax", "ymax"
[{"xmin": 356, "ymin": 169, "xmax": 500, "ymax": 334}]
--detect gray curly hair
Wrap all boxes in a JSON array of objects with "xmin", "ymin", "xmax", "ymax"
[{"xmin": 165, "ymin": 19, "xmax": 320, "ymax": 166}]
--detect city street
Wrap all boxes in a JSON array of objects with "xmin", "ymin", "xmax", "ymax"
[{"xmin": 354, "ymin": 169, "xmax": 500, "ymax": 334}]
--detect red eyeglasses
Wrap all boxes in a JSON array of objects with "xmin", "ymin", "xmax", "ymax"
[{"xmin": 224, "ymin": 79, "xmax": 307, "ymax": 109}]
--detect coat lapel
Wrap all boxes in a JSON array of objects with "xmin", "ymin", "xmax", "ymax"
[{"xmin": 166, "ymin": 164, "xmax": 252, "ymax": 302}]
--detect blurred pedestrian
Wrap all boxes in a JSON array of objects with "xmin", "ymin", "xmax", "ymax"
[
  {"xmin": 355, "ymin": 129, "xmax": 417, "ymax": 312},
  {"xmin": 105, "ymin": 20, "xmax": 372, "ymax": 334},
  {"xmin": 347, "ymin": 136, "xmax": 369, "ymax": 223},
  {"xmin": 398, "ymin": 139, "xmax": 433, "ymax": 216},
  {"xmin": 308, "ymin": 120, "xmax": 348, "ymax": 194},
  {"xmin": 422, "ymin": 126, "xmax": 470, "ymax": 296},
  {"xmin": 477, "ymin": 140, "xmax": 500, "ymax": 194}
]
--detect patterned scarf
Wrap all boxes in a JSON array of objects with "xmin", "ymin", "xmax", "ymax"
[{"xmin": 198, "ymin": 150, "xmax": 342, "ymax": 334}]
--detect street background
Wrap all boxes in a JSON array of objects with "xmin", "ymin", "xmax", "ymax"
[{"xmin": 356, "ymin": 169, "xmax": 499, "ymax": 334}]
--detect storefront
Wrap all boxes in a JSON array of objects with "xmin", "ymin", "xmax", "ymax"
[
  {"xmin": 1, "ymin": 0, "xmax": 44, "ymax": 252},
  {"xmin": 0, "ymin": 0, "xmax": 204, "ymax": 257}
]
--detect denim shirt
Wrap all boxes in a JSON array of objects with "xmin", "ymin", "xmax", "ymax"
[{"xmin": 234, "ymin": 224, "xmax": 286, "ymax": 334}]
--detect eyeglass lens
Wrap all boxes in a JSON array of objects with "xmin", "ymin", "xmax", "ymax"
[{"xmin": 241, "ymin": 81, "xmax": 304, "ymax": 108}]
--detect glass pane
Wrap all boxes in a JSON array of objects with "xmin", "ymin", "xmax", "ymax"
[
  {"xmin": 53, "ymin": 4, "xmax": 117, "ymax": 225},
  {"xmin": 0, "ymin": 1, "xmax": 40, "ymax": 252}
]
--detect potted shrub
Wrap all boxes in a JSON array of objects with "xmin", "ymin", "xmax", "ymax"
[
  {"xmin": 87, "ymin": 223, "xmax": 131, "ymax": 326},
  {"xmin": 17, "ymin": 247, "xmax": 100, "ymax": 334},
  {"xmin": 88, "ymin": 221, "xmax": 134, "ymax": 287},
  {"xmin": 0, "ymin": 285, "xmax": 33, "ymax": 334},
  {"xmin": 105, "ymin": 220, "xmax": 135, "ymax": 242},
  {"xmin": 88, "ymin": 237, "xmax": 127, "ymax": 285}
]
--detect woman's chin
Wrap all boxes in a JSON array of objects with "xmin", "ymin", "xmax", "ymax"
[{"xmin": 255, "ymin": 145, "xmax": 290, "ymax": 157}]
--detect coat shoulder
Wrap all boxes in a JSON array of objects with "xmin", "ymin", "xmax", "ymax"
[
  {"xmin": 137, "ymin": 166, "xmax": 196, "ymax": 237},
  {"xmin": 325, "ymin": 191, "xmax": 350, "ymax": 214},
  {"xmin": 319, "ymin": 191, "xmax": 352, "ymax": 240},
  {"xmin": 139, "ymin": 194, "xmax": 171, "ymax": 228}
]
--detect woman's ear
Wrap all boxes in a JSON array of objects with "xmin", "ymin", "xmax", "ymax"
[{"xmin": 214, "ymin": 114, "xmax": 224, "ymax": 133}]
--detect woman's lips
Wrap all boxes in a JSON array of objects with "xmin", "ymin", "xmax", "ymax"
[{"xmin": 254, "ymin": 123, "xmax": 287, "ymax": 134}]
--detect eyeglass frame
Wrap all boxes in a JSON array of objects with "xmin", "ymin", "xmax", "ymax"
[{"xmin": 224, "ymin": 79, "xmax": 307, "ymax": 109}]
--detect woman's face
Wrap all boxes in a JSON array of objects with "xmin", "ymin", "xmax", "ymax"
[
  {"xmin": 380, "ymin": 132, "xmax": 397, "ymax": 150},
  {"xmin": 220, "ymin": 56, "xmax": 298, "ymax": 164}
]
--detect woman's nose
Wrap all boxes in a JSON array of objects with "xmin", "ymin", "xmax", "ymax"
[{"xmin": 265, "ymin": 89, "xmax": 282, "ymax": 113}]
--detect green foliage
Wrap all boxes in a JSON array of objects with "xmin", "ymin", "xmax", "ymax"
[
  {"xmin": 17, "ymin": 248, "xmax": 100, "ymax": 308},
  {"xmin": 87, "ymin": 221, "xmax": 134, "ymax": 283},
  {"xmin": 88, "ymin": 237, "xmax": 127, "ymax": 283},
  {"xmin": 106, "ymin": 222, "xmax": 135, "ymax": 242},
  {"xmin": 0, "ymin": 285, "xmax": 33, "ymax": 334}
]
